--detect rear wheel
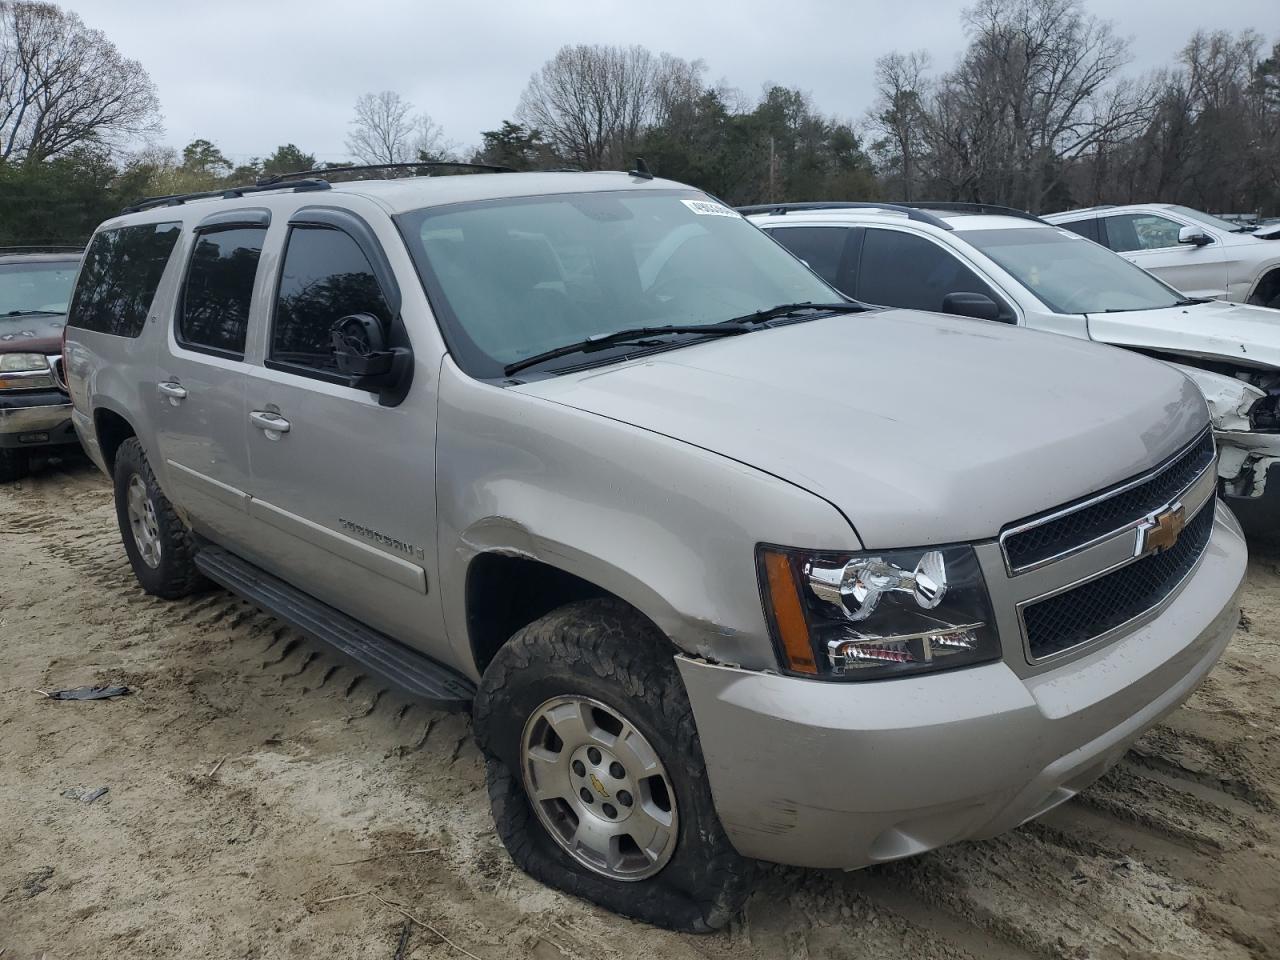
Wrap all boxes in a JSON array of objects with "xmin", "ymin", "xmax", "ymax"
[
  {"xmin": 112, "ymin": 437, "xmax": 207, "ymax": 598},
  {"xmin": 473, "ymin": 598, "xmax": 754, "ymax": 932},
  {"xmin": 0, "ymin": 447, "xmax": 30, "ymax": 483}
]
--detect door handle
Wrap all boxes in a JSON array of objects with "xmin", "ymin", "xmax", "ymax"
[
  {"xmin": 157, "ymin": 381, "xmax": 187, "ymax": 402},
  {"xmin": 249, "ymin": 410, "xmax": 291, "ymax": 435}
]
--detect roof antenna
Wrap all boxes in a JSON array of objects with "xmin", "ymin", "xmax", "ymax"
[{"xmin": 629, "ymin": 157, "xmax": 653, "ymax": 180}]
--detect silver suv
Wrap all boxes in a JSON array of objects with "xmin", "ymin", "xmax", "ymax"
[
  {"xmin": 1044, "ymin": 203, "xmax": 1280, "ymax": 308},
  {"xmin": 64, "ymin": 168, "xmax": 1246, "ymax": 932}
]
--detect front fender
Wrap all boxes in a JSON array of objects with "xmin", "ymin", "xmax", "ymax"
[{"xmin": 434, "ymin": 358, "xmax": 859, "ymax": 677}]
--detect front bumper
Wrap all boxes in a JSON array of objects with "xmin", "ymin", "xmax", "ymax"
[
  {"xmin": 0, "ymin": 390, "xmax": 76, "ymax": 450},
  {"xmin": 1222, "ymin": 460, "xmax": 1280, "ymax": 540},
  {"xmin": 679, "ymin": 502, "xmax": 1246, "ymax": 870}
]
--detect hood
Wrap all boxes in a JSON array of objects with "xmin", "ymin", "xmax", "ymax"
[
  {"xmin": 514, "ymin": 310, "xmax": 1206, "ymax": 547},
  {"xmin": 0, "ymin": 312, "xmax": 65, "ymax": 354},
  {"xmin": 1087, "ymin": 299, "xmax": 1280, "ymax": 370}
]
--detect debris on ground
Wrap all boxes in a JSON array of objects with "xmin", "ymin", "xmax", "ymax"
[
  {"xmin": 37, "ymin": 684, "xmax": 130, "ymax": 701},
  {"xmin": 1, "ymin": 866, "xmax": 54, "ymax": 903},
  {"xmin": 60, "ymin": 786, "xmax": 109, "ymax": 804}
]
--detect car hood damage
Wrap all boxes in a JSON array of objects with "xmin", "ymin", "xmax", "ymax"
[
  {"xmin": 0, "ymin": 313, "xmax": 65, "ymax": 355},
  {"xmin": 1087, "ymin": 299, "xmax": 1280, "ymax": 501},
  {"xmin": 516, "ymin": 310, "xmax": 1206, "ymax": 547}
]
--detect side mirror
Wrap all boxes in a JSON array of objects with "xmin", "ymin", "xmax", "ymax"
[
  {"xmin": 331, "ymin": 313, "xmax": 413, "ymax": 400},
  {"xmin": 1178, "ymin": 226, "xmax": 1212, "ymax": 247},
  {"xmin": 942, "ymin": 291, "xmax": 1001, "ymax": 322}
]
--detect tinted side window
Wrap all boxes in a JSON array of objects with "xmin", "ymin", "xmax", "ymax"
[
  {"xmin": 177, "ymin": 227, "xmax": 265, "ymax": 356},
  {"xmin": 1056, "ymin": 217, "xmax": 1100, "ymax": 243},
  {"xmin": 766, "ymin": 227, "xmax": 851, "ymax": 291},
  {"xmin": 1103, "ymin": 214, "xmax": 1184, "ymax": 252},
  {"xmin": 271, "ymin": 226, "xmax": 392, "ymax": 374},
  {"xmin": 856, "ymin": 229, "xmax": 998, "ymax": 312},
  {"xmin": 67, "ymin": 222, "xmax": 182, "ymax": 337}
]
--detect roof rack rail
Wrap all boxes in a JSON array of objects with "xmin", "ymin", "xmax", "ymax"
[
  {"xmin": 121, "ymin": 178, "xmax": 332, "ymax": 215},
  {"xmin": 257, "ymin": 160, "xmax": 514, "ymax": 186},
  {"xmin": 1046, "ymin": 203, "xmax": 1116, "ymax": 216},
  {"xmin": 893, "ymin": 201, "xmax": 1047, "ymax": 223},
  {"xmin": 735, "ymin": 201, "xmax": 954, "ymax": 230},
  {"xmin": 0, "ymin": 244, "xmax": 83, "ymax": 255}
]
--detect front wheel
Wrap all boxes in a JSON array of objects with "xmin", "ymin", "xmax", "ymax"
[{"xmin": 473, "ymin": 599, "xmax": 754, "ymax": 932}]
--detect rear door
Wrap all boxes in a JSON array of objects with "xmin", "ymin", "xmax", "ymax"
[
  {"xmin": 761, "ymin": 225, "xmax": 862, "ymax": 296},
  {"xmin": 1054, "ymin": 215, "xmax": 1102, "ymax": 244},
  {"xmin": 151, "ymin": 212, "xmax": 265, "ymax": 551},
  {"xmin": 239, "ymin": 206, "xmax": 442, "ymax": 655},
  {"xmin": 1100, "ymin": 212, "xmax": 1227, "ymax": 299}
]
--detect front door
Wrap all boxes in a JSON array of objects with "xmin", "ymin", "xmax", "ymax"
[
  {"xmin": 240, "ymin": 214, "xmax": 443, "ymax": 657},
  {"xmin": 1101, "ymin": 212, "xmax": 1228, "ymax": 299}
]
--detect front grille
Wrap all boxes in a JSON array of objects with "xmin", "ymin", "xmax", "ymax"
[
  {"xmin": 1003, "ymin": 430, "xmax": 1214, "ymax": 571},
  {"xmin": 1022, "ymin": 501, "xmax": 1215, "ymax": 660}
]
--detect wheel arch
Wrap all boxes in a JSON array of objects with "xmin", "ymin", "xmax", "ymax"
[
  {"xmin": 92, "ymin": 403, "xmax": 138, "ymax": 472},
  {"xmin": 1248, "ymin": 265, "xmax": 1280, "ymax": 308},
  {"xmin": 463, "ymin": 545, "xmax": 677, "ymax": 677}
]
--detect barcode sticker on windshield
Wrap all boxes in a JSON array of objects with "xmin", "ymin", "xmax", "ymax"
[{"xmin": 681, "ymin": 199, "xmax": 740, "ymax": 218}]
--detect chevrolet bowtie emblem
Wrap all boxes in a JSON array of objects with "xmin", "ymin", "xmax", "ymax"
[{"xmin": 1137, "ymin": 502, "xmax": 1185, "ymax": 557}]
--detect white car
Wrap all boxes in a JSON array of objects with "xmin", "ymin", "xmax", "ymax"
[
  {"xmin": 745, "ymin": 201, "xmax": 1280, "ymax": 534},
  {"xmin": 1043, "ymin": 203, "xmax": 1280, "ymax": 309}
]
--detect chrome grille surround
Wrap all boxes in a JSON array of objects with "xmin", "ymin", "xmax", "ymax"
[
  {"xmin": 973, "ymin": 430, "xmax": 1221, "ymax": 669},
  {"xmin": 1016, "ymin": 497, "xmax": 1215, "ymax": 662},
  {"xmin": 999, "ymin": 428, "xmax": 1215, "ymax": 576}
]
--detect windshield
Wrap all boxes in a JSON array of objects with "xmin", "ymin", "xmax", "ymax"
[
  {"xmin": 1167, "ymin": 206, "xmax": 1244, "ymax": 233},
  {"xmin": 397, "ymin": 190, "xmax": 837, "ymax": 377},
  {"xmin": 0, "ymin": 260, "xmax": 79, "ymax": 316},
  {"xmin": 957, "ymin": 227, "xmax": 1184, "ymax": 314}
]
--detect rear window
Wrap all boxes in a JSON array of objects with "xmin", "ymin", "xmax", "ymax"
[
  {"xmin": 178, "ymin": 227, "xmax": 265, "ymax": 357},
  {"xmin": 67, "ymin": 222, "xmax": 182, "ymax": 337}
]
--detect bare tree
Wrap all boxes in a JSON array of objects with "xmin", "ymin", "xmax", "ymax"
[
  {"xmin": 517, "ymin": 44, "xmax": 699, "ymax": 169},
  {"xmin": 0, "ymin": 1, "xmax": 159, "ymax": 166},
  {"xmin": 345, "ymin": 91, "xmax": 416, "ymax": 164},
  {"xmin": 344, "ymin": 91, "xmax": 455, "ymax": 166},
  {"xmin": 909, "ymin": 0, "xmax": 1154, "ymax": 210},
  {"xmin": 868, "ymin": 51, "xmax": 930, "ymax": 200}
]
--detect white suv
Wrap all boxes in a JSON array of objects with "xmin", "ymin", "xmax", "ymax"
[
  {"xmin": 1043, "ymin": 203, "xmax": 1280, "ymax": 308},
  {"xmin": 746, "ymin": 202, "xmax": 1280, "ymax": 535}
]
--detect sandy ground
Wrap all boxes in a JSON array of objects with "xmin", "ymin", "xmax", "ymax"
[{"xmin": 1, "ymin": 458, "xmax": 1277, "ymax": 960}]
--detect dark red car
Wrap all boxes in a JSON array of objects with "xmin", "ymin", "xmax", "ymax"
[{"xmin": 1, "ymin": 246, "xmax": 83, "ymax": 481}]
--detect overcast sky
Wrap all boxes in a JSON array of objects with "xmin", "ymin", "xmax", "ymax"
[{"xmin": 66, "ymin": 0, "xmax": 1276, "ymax": 165}]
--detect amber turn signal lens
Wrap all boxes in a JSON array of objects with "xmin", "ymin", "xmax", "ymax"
[{"xmin": 762, "ymin": 550, "xmax": 818, "ymax": 674}]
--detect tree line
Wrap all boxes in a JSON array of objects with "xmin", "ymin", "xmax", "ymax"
[{"xmin": 1, "ymin": 0, "xmax": 1277, "ymax": 247}]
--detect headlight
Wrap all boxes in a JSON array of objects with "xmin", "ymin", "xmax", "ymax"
[
  {"xmin": 757, "ymin": 544, "xmax": 1000, "ymax": 680},
  {"xmin": 0, "ymin": 353, "xmax": 54, "ymax": 391},
  {"xmin": 0, "ymin": 353, "xmax": 47, "ymax": 372}
]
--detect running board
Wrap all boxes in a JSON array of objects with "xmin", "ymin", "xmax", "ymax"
[{"xmin": 195, "ymin": 545, "xmax": 475, "ymax": 710}]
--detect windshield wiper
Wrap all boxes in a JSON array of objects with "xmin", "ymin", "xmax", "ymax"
[
  {"xmin": 2, "ymin": 309, "xmax": 63, "ymax": 317},
  {"xmin": 502, "ymin": 302, "xmax": 868, "ymax": 377},
  {"xmin": 724, "ymin": 301, "xmax": 868, "ymax": 324},
  {"xmin": 1098, "ymin": 296, "xmax": 1213, "ymax": 313},
  {"xmin": 503, "ymin": 323, "xmax": 748, "ymax": 377}
]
